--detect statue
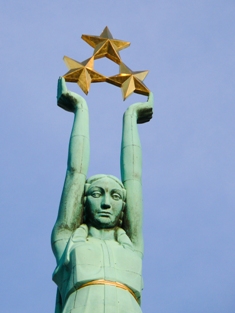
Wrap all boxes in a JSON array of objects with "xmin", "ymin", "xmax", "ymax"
[{"xmin": 51, "ymin": 27, "xmax": 153, "ymax": 313}]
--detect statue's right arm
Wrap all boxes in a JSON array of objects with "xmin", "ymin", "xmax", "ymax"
[{"xmin": 51, "ymin": 78, "xmax": 90, "ymax": 263}]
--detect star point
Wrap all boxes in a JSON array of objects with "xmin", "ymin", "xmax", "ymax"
[
  {"xmin": 62, "ymin": 56, "xmax": 106, "ymax": 95},
  {"xmin": 81, "ymin": 27, "xmax": 130, "ymax": 64}
]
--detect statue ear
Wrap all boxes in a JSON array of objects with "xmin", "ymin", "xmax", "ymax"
[
  {"xmin": 123, "ymin": 189, "xmax": 127, "ymax": 201},
  {"xmin": 122, "ymin": 201, "xmax": 126, "ymax": 211},
  {"xmin": 118, "ymin": 211, "xmax": 124, "ymax": 227},
  {"xmin": 83, "ymin": 197, "xmax": 87, "ymax": 224},
  {"xmin": 118, "ymin": 202, "xmax": 126, "ymax": 227},
  {"xmin": 83, "ymin": 196, "xmax": 87, "ymax": 206}
]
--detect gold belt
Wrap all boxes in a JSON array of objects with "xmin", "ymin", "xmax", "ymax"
[{"xmin": 77, "ymin": 279, "xmax": 139, "ymax": 304}]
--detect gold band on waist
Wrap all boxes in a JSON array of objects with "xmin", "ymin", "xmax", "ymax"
[{"xmin": 76, "ymin": 279, "xmax": 139, "ymax": 304}]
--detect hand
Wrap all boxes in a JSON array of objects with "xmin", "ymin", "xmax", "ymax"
[
  {"xmin": 57, "ymin": 77, "xmax": 87, "ymax": 113},
  {"xmin": 125, "ymin": 92, "xmax": 154, "ymax": 124}
]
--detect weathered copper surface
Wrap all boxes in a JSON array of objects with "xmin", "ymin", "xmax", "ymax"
[{"xmin": 52, "ymin": 76, "xmax": 153, "ymax": 313}]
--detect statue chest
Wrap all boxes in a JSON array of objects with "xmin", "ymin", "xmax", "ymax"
[
  {"xmin": 70, "ymin": 237, "xmax": 142, "ymax": 284},
  {"xmin": 54, "ymin": 237, "xmax": 143, "ymax": 304}
]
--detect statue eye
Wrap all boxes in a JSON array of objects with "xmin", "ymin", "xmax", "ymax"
[
  {"xmin": 112, "ymin": 193, "xmax": 122, "ymax": 201},
  {"xmin": 91, "ymin": 191, "xmax": 101, "ymax": 198}
]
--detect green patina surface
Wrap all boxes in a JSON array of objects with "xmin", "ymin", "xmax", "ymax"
[{"xmin": 52, "ymin": 77, "xmax": 153, "ymax": 313}]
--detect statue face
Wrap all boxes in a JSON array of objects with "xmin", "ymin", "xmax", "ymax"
[{"xmin": 85, "ymin": 177, "xmax": 124, "ymax": 229}]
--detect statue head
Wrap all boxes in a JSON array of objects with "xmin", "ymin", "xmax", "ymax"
[{"xmin": 83, "ymin": 174, "xmax": 126, "ymax": 229}]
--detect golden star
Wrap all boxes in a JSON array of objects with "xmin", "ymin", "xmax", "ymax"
[
  {"xmin": 81, "ymin": 26, "xmax": 130, "ymax": 64},
  {"xmin": 106, "ymin": 62, "xmax": 150, "ymax": 100},
  {"xmin": 62, "ymin": 56, "xmax": 106, "ymax": 94}
]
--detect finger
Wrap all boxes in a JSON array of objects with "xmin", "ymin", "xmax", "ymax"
[
  {"xmin": 147, "ymin": 92, "xmax": 154, "ymax": 107},
  {"xmin": 57, "ymin": 78, "xmax": 61, "ymax": 99},
  {"xmin": 137, "ymin": 113, "xmax": 153, "ymax": 124},
  {"xmin": 57, "ymin": 77, "xmax": 67, "ymax": 99},
  {"xmin": 58, "ymin": 94, "xmax": 74, "ymax": 112},
  {"xmin": 137, "ymin": 116, "xmax": 152, "ymax": 124},
  {"xmin": 142, "ymin": 107, "xmax": 153, "ymax": 115},
  {"xmin": 138, "ymin": 107, "xmax": 153, "ymax": 118}
]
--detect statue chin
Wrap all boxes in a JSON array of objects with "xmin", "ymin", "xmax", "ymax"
[{"xmin": 88, "ymin": 216, "xmax": 119, "ymax": 229}]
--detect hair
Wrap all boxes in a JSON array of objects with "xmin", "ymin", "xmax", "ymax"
[{"xmin": 83, "ymin": 174, "xmax": 126, "ymax": 226}]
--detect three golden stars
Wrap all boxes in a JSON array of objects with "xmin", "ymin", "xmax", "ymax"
[{"xmin": 62, "ymin": 27, "xmax": 150, "ymax": 100}]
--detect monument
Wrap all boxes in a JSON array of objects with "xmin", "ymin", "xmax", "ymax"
[{"xmin": 51, "ymin": 27, "xmax": 154, "ymax": 313}]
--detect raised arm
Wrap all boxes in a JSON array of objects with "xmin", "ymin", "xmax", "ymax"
[
  {"xmin": 121, "ymin": 93, "xmax": 153, "ymax": 255},
  {"xmin": 51, "ymin": 78, "xmax": 90, "ymax": 263}
]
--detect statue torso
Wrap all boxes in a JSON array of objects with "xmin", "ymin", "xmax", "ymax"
[{"xmin": 53, "ymin": 225, "xmax": 143, "ymax": 313}]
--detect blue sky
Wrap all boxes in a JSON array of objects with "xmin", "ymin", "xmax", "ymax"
[{"xmin": 0, "ymin": 1, "xmax": 235, "ymax": 312}]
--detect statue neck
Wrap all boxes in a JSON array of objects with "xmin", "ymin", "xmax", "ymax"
[{"xmin": 88, "ymin": 225, "xmax": 116, "ymax": 240}]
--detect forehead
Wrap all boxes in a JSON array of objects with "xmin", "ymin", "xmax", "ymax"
[{"xmin": 90, "ymin": 177, "xmax": 122, "ymax": 191}]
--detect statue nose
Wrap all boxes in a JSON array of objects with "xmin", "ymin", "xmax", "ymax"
[{"xmin": 101, "ymin": 194, "xmax": 111, "ymax": 209}]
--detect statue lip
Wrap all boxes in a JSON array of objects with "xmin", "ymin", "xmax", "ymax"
[{"xmin": 98, "ymin": 211, "xmax": 112, "ymax": 217}]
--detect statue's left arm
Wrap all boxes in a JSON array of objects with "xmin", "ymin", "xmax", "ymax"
[{"xmin": 121, "ymin": 93, "xmax": 153, "ymax": 256}]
